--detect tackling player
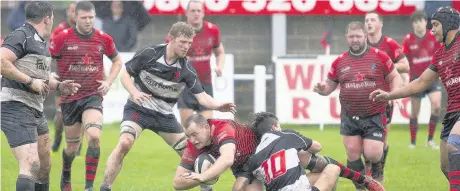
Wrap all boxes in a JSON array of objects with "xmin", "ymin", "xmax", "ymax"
[
  {"xmin": 401, "ymin": 10, "xmax": 442, "ymax": 149},
  {"xmin": 365, "ymin": 11, "xmax": 410, "ymax": 181},
  {"xmin": 1, "ymin": 1, "xmax": 80, "ymax": 190},
  {"xmin": 100, "ymin": 22, "xmax": 236, "ymax": 191},
  {"xmin": 370, "ymin": 6, "xmax": 460, "ymax": 190},
  {"xmin": 245, "ymin": 112, "xmax": 385, "ymax": 191},
  {"xmin": 314, "ymin": 21, "xmax": 402, "ymax": 189},
  {"xmin": 49, "ymin": 1, "xmax": 122, "ymax": 190},
  {"xmin": 167, "ymin": 0, "xmax": 226, "ymax": 124},
  {"xmin": 49, "ymin": 2, "xmax": 78, "ymax": 154}
]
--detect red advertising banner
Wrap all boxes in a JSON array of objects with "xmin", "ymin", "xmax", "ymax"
[{"xmin": 144, "ymin": 0, "xmax": 423, "ymax": 15}]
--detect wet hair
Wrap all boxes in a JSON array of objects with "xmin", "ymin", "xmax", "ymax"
[{"xmin": 249, "ymin": 112, "xmax": 279, "ymax": 140}]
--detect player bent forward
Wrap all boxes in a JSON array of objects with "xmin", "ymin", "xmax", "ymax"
[
  {"xmin": 100, "ymin": 22, "xmax": 236, "ymax": 191},
  {"xmin": 173, "ymin": 114, "xmax": 264, "ymax": 191},
  {"xmin": 244, "ymin": 112, "xmax": 385, "ymax": 191}
]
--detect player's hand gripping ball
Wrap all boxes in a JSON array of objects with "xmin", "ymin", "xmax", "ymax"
[{"xmin": 194, "ymin": 154, "xmax": 219, "ymax": 185}]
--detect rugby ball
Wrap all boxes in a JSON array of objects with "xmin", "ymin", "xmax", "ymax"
[{"xmin": 194, "ymin": 153, "xmax": 219, "ymax": 185}]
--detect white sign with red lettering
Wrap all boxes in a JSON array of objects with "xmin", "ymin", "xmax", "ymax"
[{"xmin": 275, "ymin": 55, "xmax": 432, "ymax": 125}]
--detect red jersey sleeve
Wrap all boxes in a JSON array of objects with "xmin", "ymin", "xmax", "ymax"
[
  {"xmin": 387, "ymin": 38, "xmax": 405, "ymax": 63},
  {"xmin": 180, "ymin": 140, "xmax": 200, "ymax": 171},
  {"xmin": 102, "ymin": 32, "xmax": 118, "ymax": 59},
  {"xmin": 327, "ymin": 56, "xmax": 341, "ymax": 82},
  {"xmin": 377, "ymin": 50, "xmax": 395, "ymax": 76},
  {"xmin": 48, "ymin": 30, "xmax": 67, "ymax": 58},
  {"xmin": 401, "ymin": 34, "xmax": 410, "ymax": 55},
  {"xmin": 211, "ymin": 120, "xmax": 236, "ymax": 147}
]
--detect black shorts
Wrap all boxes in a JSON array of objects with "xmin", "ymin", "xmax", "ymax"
[
  {"xmin": 410, "ymin": 76, "xmax": 442, "ymax": 98},
  {"xmin": 1, "ymin": 101, "xmax": 49, "ymax": 148},
  {"xmin": 441, "ymin": 112, "xmax": 460, "ymax": 141},
  {"xmin": 122, "ymin": 101, "xmax": 183, "ymax": 134},
  {"xmin": 61, "ymin": 95, "xmax": 103, "ymax": 126},
  {"xmin": 385, "ymin": 104, "xmax": 393, "ymax": 125},
  {"xmin": 177, "ymin": 83, "xmax": 213, "ymax": 111},
  {"xmin": 340, "ymin": 112, "xmax": 386, "ymax": 142}
]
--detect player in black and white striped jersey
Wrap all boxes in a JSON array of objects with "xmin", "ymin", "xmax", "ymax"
[{"xmin": 245, "ymin": 112, "xmax": 386, "ymax": 191}]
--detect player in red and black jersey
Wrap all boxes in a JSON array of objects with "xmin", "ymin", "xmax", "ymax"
[
  {"xmin": 173, "ymin": 114, "xmax": 264, "ymax": 191},
  {"xmin": 49, "ymin": 2, "xmax": 76, "ymax": 154},
  {"xmin": 314, "ymin": 21, "xmax": 402, "ymax": 189},
  {"xmin": 365, "ymin": 11, "xmax": 411, "ymax": 181},
  {"xmin": 402, "ymin": 10, "xmax": 443, "ymax": 149},
  {"xmin": 166, "ymin": 0, "xmax": 226, "ymax": 125},
  {"xmin": 371, "ymin": 7, "xmax": 460, "ymax": 190},
  {"xmin": 48, "ymin": 2, "xmax": 122, "ymax": 191}
]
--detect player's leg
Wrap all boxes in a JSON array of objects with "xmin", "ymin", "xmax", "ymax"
[
  {"xmin": 381, "ymin": 104, "xmax": 393, "ymax": 176},
  {"xmin": 440, "ymin": 113, "xmax": 456, "ymax": 181},
  {"xmin": 426, "ymin": 87, "xmax": 442, "ymax": 149},
  {"xmin": 362, "ymin": 113, "xmax": 386, "ymax": 182},
  {"xmin": 156, "ymin": 112, "xmax": 190, "ymax": 156},
  {"xmin": 231, "ymin": 168, "xmax": 264, "ymax": 191},
  {"xmin": 35, "ymin": 117, "xmax": 52, "ymax": 191},
  {"xmin": 409, "ymin": 96, "xmax": 422, "ymax": 148},
  {"xmin": 340, "ymin": 113, "xmax": 366, "ymax": 190},
  {"xmin": 1, "ymin": 102, "xmax": 41, "ymax": 191},
  {"xmin": 311, "ymin": 164, "xmax": 340, "ymax": 191},
  {"xmin": 100, "ymin": 121, "xmax": 143, "ymax": 191},
  {"xmin": 60, "ymin": 100, "xmax": 84, "ymax": 191},
  {"xmin": 81, "ymin": 95, "xmax": 104, "ymax": 190},
  {"xmin": 52, "ymin": 94, "xmax": 64, "ymax": 152},
  {"xmin": 305, "ymin": 153, "xmax": 384, "ymax": 191},
  {"xmin": 446, "ymin": 117, "xmax": 460, "ymax": 190},
  {"xmin": 441, "ymin": 140, "xmax": 449, "ymax": 179}
]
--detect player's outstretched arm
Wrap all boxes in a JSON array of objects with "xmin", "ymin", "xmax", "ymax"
[
  {"xmin": 195, "ymin": 92, "xmax": 237, "ymax": 114},
  {"xmin": 313, "ymin": 79, "xmax": 338, "ymax": 96},
  {"xmin": 394, "ymin": 57, "xmax": 410, "ymax": 73},
  {"xmin": 370, "ymin": 68, "xmax": 439, "ymax": 101}
]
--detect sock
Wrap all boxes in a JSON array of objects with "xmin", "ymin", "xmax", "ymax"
[
  {"xmin": 409, "ymin": 118, "xmax": 418, "ymax": 145},
  {"xmin": 449, "ymin": 152, "xmax": 460, "ymax": 190},
  {"xmin": 371, "ymin": 162, "xmax": 383, "ymax": 180},
  {"xmin": 17, "ymin": 174, "xmax": 35, "ymax": 191},
  {"xmin": 200, "ymin": 184, "xmax": 213, "ymax": 191},
  {"xmin": 85, "ymin": 146, "xmax": 100, "ymax": 189},
  {"xmin": 347, "ymin": 158, "xmax": 365, "ymax": 189},
  {"xmin": 62, "ymin": 150, "xmax": 75, "ymax": 183},
  {"xmin": 381, "ymin": 146, "xmax": 389, "ymax": 173},
  {"xmin": 323, "ymin": 156, "xmax": 367, "ymax": 185},
  {"xmin": 100, "ymin": 184, "xmax": 111, "ymax": 191},
  {"xmin": 428, "ymin": 115, "xmax": 439, "ymax": 141}
]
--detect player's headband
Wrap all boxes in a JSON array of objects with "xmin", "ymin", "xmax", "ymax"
[{"xmin": 431, "ymin": 6, "xmax": 460, "ymax": 42}]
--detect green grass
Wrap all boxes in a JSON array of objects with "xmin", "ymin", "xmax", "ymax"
[{"xmin": 1, "ymin": 123, "xmax": 448, "ymax": 190}]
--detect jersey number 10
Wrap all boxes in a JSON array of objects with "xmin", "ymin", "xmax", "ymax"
[{"xmin": 261, "ymin": 149, "xmax": 287, "ymax": 184}]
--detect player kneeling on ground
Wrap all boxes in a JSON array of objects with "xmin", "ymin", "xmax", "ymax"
[
  {"xmin": 173, "ymin": 114, "xmax": 264, "ymax": 191},
  {"xmin": 244, "ymin": 112, "xmax": 385, "ymax": 191},
  {"xmin": 100, "ymin": 22, "xmax": 236, "ymax": 191}
]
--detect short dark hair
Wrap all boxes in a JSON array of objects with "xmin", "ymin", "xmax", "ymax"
[
  {"xmin": 366, "ymin": 11, "xmax": 383, "ymax": 22},
  {"xmin": 249, "ymin": 112, "xmax": 279, "ymax": 140},
  {"xmin": 183, "ymin": 114, "xmax": 208, "ymax": 129},
  {"xmin": 346, "ymin": 21, "xmax": 367, "ymax": 34},
  {"xmin": 25, "ymin": 1, "xmax": 53, "ymax": 24},
  {"xmin": 75, "ymin": 1, "xmax": 95, "ymax": 14},
  {"xmin": 411, "ymin": 10, "xmax": 427, "ymax": 22},
  {"xmin": 169, "ymin": 22, "xmax": 196, "ymax": 38}
]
